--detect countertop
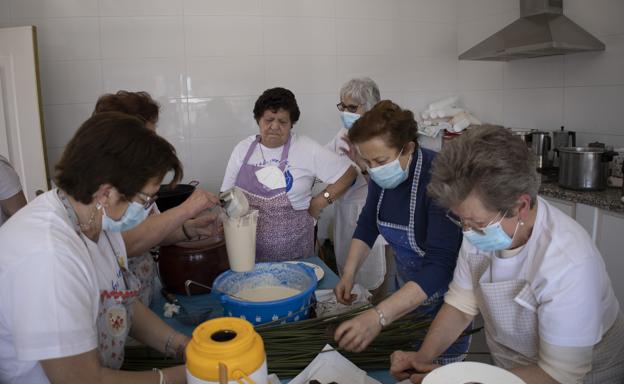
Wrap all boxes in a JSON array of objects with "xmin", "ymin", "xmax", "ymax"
[{"xmin": 539, "ymin": 178, "xmax": 624, "ymax": 214}]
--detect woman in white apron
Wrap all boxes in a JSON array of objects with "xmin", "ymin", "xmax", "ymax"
[
  {"xmin": 326, "ymin": 77, "xmax": 387, "ymax": 291},
  {"xmin": 391, "ymin": 126, "xmax": 624, "ymax": 384},
  {"xmin": 0, "ymin": 113, "xmax": 192, "ymax": 383},
  {"xmin": 221, "ymin": 87, "xmax": 356, "ymax": 261},
  {"xmin": 333, "ymin": 101, "xmax": 469, "ymax": 362}
]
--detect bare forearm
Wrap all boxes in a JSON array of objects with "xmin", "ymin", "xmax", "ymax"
[
  {"xmin": 0, "ymin": 191, "xmax": 27, "ymax": 217},
  {"xmin": 323, "ymin": 166, "xmax": 357, "ymax": 200},
  {"xmin": 130, "ymin": 301, "xmax": 189, "ymax": 356},
  {"xmin": 377, "ymin": 281, "xmax": 428, "ymax": 324},
  {"xmin": 510, "ymin": 365, "xmax": 559, "ymax": 384},
  {"xmin": 343, "ymin": 238, "xmax": 373, "ymax": 278},
  {"xmin": 123, "ymin": 207, "xmax": 191, "ymax": 257},
  {"xmin": 418, "ymin": 303, "xmax": 474, "ymax": 361}
]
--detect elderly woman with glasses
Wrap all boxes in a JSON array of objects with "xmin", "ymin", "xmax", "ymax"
[
  {"xmin": 391, "ymin": 125, "xmax": 624, "ymax": 384},
  {"xmin": 332, "ymin": 100, "xmax": 469, "ymax": 362},
  {"xmin": 0, "ymin": 113, "xmax": 194, "ymax": 383},
  {"xmin": 325, "ymin": 77, "xmax": 387, "ymax": 292}
]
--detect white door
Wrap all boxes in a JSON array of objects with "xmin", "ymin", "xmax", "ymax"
[{"xmin": 0, "ymin": 26, "xmax": 48, "ymax": 200}]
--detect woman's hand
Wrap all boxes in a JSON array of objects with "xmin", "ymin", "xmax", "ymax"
[
  {"xmin": 307, "ymin": 194, "xmax": 326, "ymax": 220},
  {"xmin": 184, "ymin": 210, "xmax": 222, "ymax": 239},
  {"xmin": 179, "ymin": 188, "xmax": 219, "ymax": 218},
  {"xmin": 390, "ymin": 350, "xmax": 440, "ymax": 383},
  {"xmin": 340, "ymin": 135, "xmax": 368, "ymax": 173},
  {"xmin": 163, "ymin": 365, "xmax": 188, "ymax": 383},
  {"xmin": 334, "ymin": 309, "xmax": 381, "ymax": 352},
  {"xmin": 334, "ymin": 274, "xmax": 356, "ymax": 305}
]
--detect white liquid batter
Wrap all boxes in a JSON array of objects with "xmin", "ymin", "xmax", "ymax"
[{"xmin": 236, "ymin": 286, "xmax": 301, "ymax": 302}]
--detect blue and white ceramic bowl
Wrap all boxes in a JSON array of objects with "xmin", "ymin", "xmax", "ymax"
[{"xmin": 212, "ymin": 262, "xmax": 318, "ymax": 325}]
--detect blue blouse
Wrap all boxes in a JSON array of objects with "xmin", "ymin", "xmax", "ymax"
[{"xmin": 353, "ymin": 147, "xmax": 463, "ymax": 297}]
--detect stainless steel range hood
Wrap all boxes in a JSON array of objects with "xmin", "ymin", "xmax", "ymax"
[{"xmin": 459, "ymin": 0, "xmax": 605, "ymax": 61}]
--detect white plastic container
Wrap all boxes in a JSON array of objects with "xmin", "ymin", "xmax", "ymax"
[{"xmin": 223, "ymin": 209, "xmax": 258, "ymax": 272}]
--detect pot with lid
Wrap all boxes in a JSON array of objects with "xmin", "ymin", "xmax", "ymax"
[{"xmin": 558, "ymin": 147, "xmax": 617, "ymax": 191}]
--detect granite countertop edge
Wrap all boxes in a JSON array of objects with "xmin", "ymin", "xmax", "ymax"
[{"xmin": 539, "ymin": 181, "xmax": 624, "ymax": 214}]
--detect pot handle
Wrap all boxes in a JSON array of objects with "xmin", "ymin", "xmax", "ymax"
[{"xmin": 189, "ymin": 180, "xmax": 200, "ymax": 187}]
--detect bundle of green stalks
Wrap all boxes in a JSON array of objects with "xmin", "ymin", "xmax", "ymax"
[
  {"xmin": 122, "ymin": 304, "xmax": 482, "ymax": 377},
  {"xmin": 256, "ymin": 304, "xmax": 479, "ymax": 377}
]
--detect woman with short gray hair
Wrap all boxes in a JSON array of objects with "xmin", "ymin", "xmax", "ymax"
[
  {"xmin": 326, "ymin": 77, "xmax": 386, "ymax": 291},
  {"xmin": 390, "ymin": 125, "xmax": 624, "ymax": 384}
]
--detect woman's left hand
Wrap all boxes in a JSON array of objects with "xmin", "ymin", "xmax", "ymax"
[
  {"xmin": 308, "ymin": 195, "xmax": 325, "ymax": 220},
  {"xmin": 334, "ymin": 308, "xmax": 382, "ymax": 352},
  {"xmin": 184, "ymin": 210, "xmax": 222, "ymax": 239}
]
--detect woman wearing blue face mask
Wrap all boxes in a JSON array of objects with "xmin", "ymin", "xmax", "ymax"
[
  {"xmin": 333, "ymin": 101, "xmax": 469, "ymax": 362},
  {"xmin": 325, "ymin": 77, "xmax": 388, "ymax": 293},
  {"xmin": 391, "ymin": 126, "xmax": 624, "ymax": 384},
  {"xmin": 0, "ymin": 112, "xmax": 193, "ymax": 384}
]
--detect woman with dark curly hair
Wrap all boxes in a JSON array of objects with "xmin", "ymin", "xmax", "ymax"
[
  {"xmin": 221, "ymin": 87, "xmax": 356, "ymax": 261},
  {"xmin": 0, "ymin": 112, "xmax": 192, "ymax": 383},
  {"xmin": 332, "ymin": 100, "xmax": 470, "ymax": 363}
]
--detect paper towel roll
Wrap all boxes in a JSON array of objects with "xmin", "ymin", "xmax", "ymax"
[
  {"xmin": 422, "ymin": 361, "xmax": 527, "ymax": 384},
  {"xmin": 428, "ymin": 96, "xmax": 458, "ymax": 111}
]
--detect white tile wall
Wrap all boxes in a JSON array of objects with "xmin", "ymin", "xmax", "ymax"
[
  {"xmin": 9, "ymin": 0, "xmax": 623, "ymax": 194},
  {"xmin": 457, "ymin": 0, "xmax": 624, "ymax": 148},
  {"xmin": 13, "ymin": 0, "xmax": 459, "ymax": 193}
]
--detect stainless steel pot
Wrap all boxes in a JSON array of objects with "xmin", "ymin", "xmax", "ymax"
[{"xmin": 558, "ymin": 147, "xmax": 616, "ymax": 190}]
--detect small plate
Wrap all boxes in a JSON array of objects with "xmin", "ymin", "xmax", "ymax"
[{"xmin": 285, "ymin": 261, "xmax": 325, "ymax": 281}]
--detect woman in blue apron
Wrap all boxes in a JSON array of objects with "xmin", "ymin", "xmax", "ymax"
[{"xmin": 334, "ymin": 100, "xmax": 470, "ymax": 363}]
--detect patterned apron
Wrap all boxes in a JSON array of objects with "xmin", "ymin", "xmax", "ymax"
[
  {"xmin": 467, "ymin": 252, "xmax": 624, "ymax": 383},
  {"xmin": 234, "ymin": 135, "xmax": 314, "ymax": 261},
  {"xmin": 59, "ymin": 191, "xmax": 141, "ymax": 369},
  {"xmin": 375, "ymin": 149, "xmax": 470, "ymax": 364}
]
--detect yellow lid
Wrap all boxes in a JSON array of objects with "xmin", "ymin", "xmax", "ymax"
[{"xmin": 186, "ymin": 317, "xmax": 265, "ymax": 381}]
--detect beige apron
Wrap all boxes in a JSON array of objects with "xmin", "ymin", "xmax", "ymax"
[{"xmin": 467, "ymin": 252, "xmax": 624, "ymax": 383}]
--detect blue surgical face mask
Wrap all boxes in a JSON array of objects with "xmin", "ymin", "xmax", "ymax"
[
  {"xmin": 340, "ymin": 111, "xmax": 360, "ymax": 129},
  {"xmin": 102, "ymin": 201, "xmax": 149, "ymax": 232},
  {"xmin": 463, "ymin": 213, "xmax": 520, "ymax": 252},
  {"xmin": 368, "ymin": 148, "xmax": 410, "ymax": 189}
]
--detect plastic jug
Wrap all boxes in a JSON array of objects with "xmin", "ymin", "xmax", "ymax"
[
  {"xmin": 186, "ymin": 317, "xmax": 268, "ymax": 384},
  {"xmin": 223, "ymin": 210, "xmax": 258, "ymax": 272}
]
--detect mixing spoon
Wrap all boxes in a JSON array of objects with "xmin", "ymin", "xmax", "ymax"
[{"xmin": 184, "ymin": 279, "xmax": 249, "ymax": 301}]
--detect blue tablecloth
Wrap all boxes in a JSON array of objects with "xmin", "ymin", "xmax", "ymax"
[{"xmin": 150, "ymin": 256, "xmax": 395, "ymax": 383}]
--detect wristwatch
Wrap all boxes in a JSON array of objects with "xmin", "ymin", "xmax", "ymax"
[
  {"xmin": 373, "ymin": 306, "xmax": 387, "ymax": 327},
  {"xmin": 322, "ymin": 190, "xmax": 333, "ymax": 205}
]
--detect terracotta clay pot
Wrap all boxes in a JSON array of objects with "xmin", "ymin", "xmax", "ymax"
[{"xmin": 158, "ymin": 236, "xmax": 229, "ymax": 295}]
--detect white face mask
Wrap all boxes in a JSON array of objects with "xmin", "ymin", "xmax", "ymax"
[{"xmin": 255, "ymin": 165, "xmax": 286, "ymax": 190}]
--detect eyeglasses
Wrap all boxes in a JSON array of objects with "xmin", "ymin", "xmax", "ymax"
[
  {"xmin": 336, "ymin": 102, "xmax": 361, "ymax": 113},
  {"xmin": 446, "ymin": 210, "xmax": 506, "ymax": 236},
  {"xmin": 135, "ymin": 192, "xmax": 158, "ymax": 210}
]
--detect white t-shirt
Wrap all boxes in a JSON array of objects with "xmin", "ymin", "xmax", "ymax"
[
  {"xmin": 0, "ymin": 155, "xmax": 23, "ymax": 226},
  {"xmin": 0, "ymin": 190, "xmax": 127, "ymax": 384},
  {"xmin": 325, "ymin": 127, "xmax": 368, "ymax": 202},
  {"xmin": 221, "ymin": 133, "xmax": 352, "ymax": 210},
  {"xmin": 450, "ymin": 197, "xmax": 620, "ymax": 347}
]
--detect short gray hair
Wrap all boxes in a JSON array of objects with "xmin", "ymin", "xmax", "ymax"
[
  {"xmin": 427, "ymin": 125, "xmax": 540, "ymax": 214},
  {"xmin": 340, "ymin": 77, "xmax": 380, "ymax": 112}
]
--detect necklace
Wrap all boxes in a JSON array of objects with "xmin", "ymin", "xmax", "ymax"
[{"xmin": 78, "ymin": 205, "xmax": 98, "ymax": 231}]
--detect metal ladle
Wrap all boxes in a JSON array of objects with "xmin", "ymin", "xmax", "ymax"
[{"xmin": 184, "ymin": 279, "xmax": 248, "ymax": 301}]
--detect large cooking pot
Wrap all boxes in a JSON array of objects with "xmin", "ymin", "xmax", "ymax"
[
  {"xmin": 558, "ymin": 147, "xmax": 616, "ymax": 191},
  {"xmin": 158, "ymin": 235, "xmax": 229, "ymax": 295},
  {"xmin": 156, "ymin": 180, "xmax": 198, "ymax": 212}
]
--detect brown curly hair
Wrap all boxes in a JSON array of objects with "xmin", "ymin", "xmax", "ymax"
[
  {"xmin": 347, "ymin": 100, "xmax": 418, "ymax": 150},
  {"xmin": 93, "ymin": 90, "xmax": 160, "ymax": 124}
]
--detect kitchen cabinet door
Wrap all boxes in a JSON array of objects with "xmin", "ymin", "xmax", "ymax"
[
  {"xmin": 594, "ymin": 210, "xmax": 624, "ymax": 306},
  {"xmin": 0, "ymin": 26, "xmax": 48, "ymax": 200}
]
